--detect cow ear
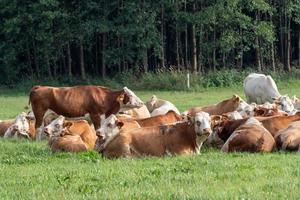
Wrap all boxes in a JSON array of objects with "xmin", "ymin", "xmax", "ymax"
[
  {"xmin": 187, "ymin": 115, "xmax": 194, "ymax": 123},
  {"xmin": 63, "ymin": 121, "xmax": 73, "ymax": 129},
  {"xmin": 116, "ymin": 121, "xmax": 124, "ymax": 129}
]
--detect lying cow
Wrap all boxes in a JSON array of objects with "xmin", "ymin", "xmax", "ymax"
[
  {"xmin": 29, "ymin": 85, "xmax": 144, "ymax": 131},
  {"xmin": 146, "ymin": 95, "xmax": 180, "ymax": 116},
  {"xmin": 119, "ymin": 110, "xmax": 182, "ymax": 127},
  {"xmin": 3, "ymin": 112, "xmax": 35, "ymax": 139},
  {"xmin": 44, "ymin": 116, "xmax": 97, "ymax": 152},
  {"xmin": 94, "ymin": 114, "xmax": 141, "ymax": 152},
  {"xmin": 121, "ymin": 105, "xmax": 151, "ymax": 119},
  {"xmin": 0, "ymin": 119, "xmax": 15, "ymax": 137},
  {"xmin": 184, "ymin": 95, "xmax": 243, "ymax": 116},
  {"xmin": 96, "ymin": 112, "xmax": 212, "ymax": 158},
  {"xmin": 221, "ymin": 118, "xmax": 276, "ymax": 153},
  {"xmin": 275, "ymin": 121, "xmax": 300, "ymax": 151}
]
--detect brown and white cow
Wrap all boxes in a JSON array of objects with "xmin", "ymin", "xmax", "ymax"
[
  {"xmin": 184, "ymin": 95, "xmax": 243, "ymax": 116},
  {"xmin": 44, "ymin": 116, "xmax": 97, "ymax": 152},
  {"xmin": 0, "ymin": 119, "xmax": 15, "ymax": 137},
  {"xmin": 29, "ymin": 85, "xmax": 144, "ymax": 130},
  {"xmin": 146, "ymin": 95, "xmax": 180, "ymax": 116},
  {"xmin": 121, "ymin": 105, "xmax": 151, "ymax": 119},
  {"xmin": 96, "ymin": 112, "xmax": 212, "ymax": 158},
  {"xmin": 3, "ymin": 112, "xmax": 35, "ymax": 139},
  {"xmin": 274, "ymin": 121, "xmax": 300, "ymax": 151},
  {"xmin": 221, "ymin": 117, "xmax": 276, "ymax": 153},
  {"xmin": 94, "ymin": 114, "xmax": 141, "ymax": 152},
  {"xmin": 119, "ymin": 110, "xmax": 182, "ymax": 128}
]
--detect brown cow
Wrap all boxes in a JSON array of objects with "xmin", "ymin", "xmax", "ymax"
[
  {"xmin": 97, "ymin": 112, "xmax": 212, "ymax": 158},
  {"xmin": 44, "ymin": 116, "xmax": 97, "ymax": 152},
  {"xmin": 0, "ymin": 119, "xmax": 14, "ymax": 137},
  {"xmin": 29, "ymin": 85, "xmax": 144, "ymax": 130},
  {"xmin": 274, "ymin": 121, "xmax": 300, "ymax": 151},
  {"xmin": 184, "ymin": 95, "xmax": 243, "ymax": 116},
  {"xmin": 253, "ymin": 107, "xmax": 288, "ymax": 117},
  {"xmin": 118, "ymin": 110, "xmax": 182, "ymax": 128},
  {"xmin": 221, "ymin": 118, "xmax": 276, "ymax": 153}
]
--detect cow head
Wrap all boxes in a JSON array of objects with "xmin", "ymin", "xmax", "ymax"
[
  {"xmin": 237, "ymin": 101, "xmax": 255, "ymax": 118},
  {"xmin": 96, "ymin": 114, "xmax": 124, "ymax": 141},
  {"xmin": 43, "ymin": 116, "xmax": 72, "ymax": 137},
  {"xmin": 273, "ymin": 95, "xmax": 294, "ymax": 114},
  {"xmin": 189, "ymin": 112, "xmax": 212, "ymax": 138},
  {"xmin": 7, "ymin": 112, "xmax": 32, "ymax": 139},
  {"xmin": 118, "ymin": 87, "xmax": 144, "ymax": 111},
  {"xmin": 145, "ymin": 95, "xmax": 158, "ymax": 112}
]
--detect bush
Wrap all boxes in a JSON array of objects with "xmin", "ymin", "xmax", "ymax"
[{"xmin": 3, "ymin": 68, "xmax": 300, "ymax": 91}]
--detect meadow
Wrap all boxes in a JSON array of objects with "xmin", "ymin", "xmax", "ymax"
[{"xmin": 1, "ymin": 83, "xmax": 300, "ymax": 199}]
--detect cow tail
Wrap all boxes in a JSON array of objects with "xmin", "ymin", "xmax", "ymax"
[{"xmin": 25, "ymin": 86, "xmax": 40, "ymax": 110}]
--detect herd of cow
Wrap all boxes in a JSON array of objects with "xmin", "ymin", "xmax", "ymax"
[{"xmin": 1, "ymin": 73, "xmax": 300, "ymax": 158}]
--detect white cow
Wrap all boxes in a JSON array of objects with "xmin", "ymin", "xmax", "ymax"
[
  {"xmin": 244, "ymin": 73, "xmax": 295, "ymax": 114},
  {"xmin": 146, "ymin": 95, "xmax": 180, "ymax": 117},
  {"xmin": 244, "ymin": 73, "xmax": 280, "ymax": 104}
]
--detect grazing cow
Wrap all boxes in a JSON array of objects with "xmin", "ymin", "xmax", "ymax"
[
  {"xmin": 44, "ymin": 116, "xmax": 97, "ymax": 151},
  {"xmin": 121, "ymin": 105, "xmax": 151, "ymax": 119},
  {"xmin": 97, "ymin": 112, "xmax": 212, "ymax": 158},
  {"xmin": 221, "ymin": 118, "xmax": 276, "ymax": 153},
  {"xmin": 3, "ymin": 112, "xmax": 35, "ymax": 139},
  {"xmin": 244, "ymin": 73, "xmax": 280, "ymax": 104},
  {"xmin": 184, "ymin": 95, "xmax": 243, "ymax": 116},
  {"xmin": 146, "ymin": 95, "xmax": 180, "ymax": 116},
  {"xmin": 275, "ymin": 121, "xmax": 300, "ymax": 151},
  {"xmin": 29, "ymin": 85, "xmax": 144, "ymax": 131}
]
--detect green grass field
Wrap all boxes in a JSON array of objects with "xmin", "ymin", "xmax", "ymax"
[{"xmin": 1, "ymin": 84, "xmax": 300, "ymax": 199}]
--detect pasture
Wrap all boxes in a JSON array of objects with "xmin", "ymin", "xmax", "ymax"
[{"xmin": 1, "ymin": 84, "xmax": 300, "ymax": 199}]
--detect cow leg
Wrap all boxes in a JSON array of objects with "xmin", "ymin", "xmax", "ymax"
[
  {"xmin": 90, "ymin": 114, "xmax": 101, "ymax": 130},
  {"xmin": 32, "ymin": 106, "xmax": 47, "ymax": 129}
]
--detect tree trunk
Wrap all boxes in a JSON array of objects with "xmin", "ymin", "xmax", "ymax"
[
  {"xmin": 184, "ymin": 0, "xmax": 188, "ymax": 70},
  {"xmin": 95, "ymin": 36, "xmax": 98, "ymax": 75},
  {"xmin": 101, "ymin": 34, "xmax": 106, "ymax": 78},
  {"xmin": 79, "ymin": 38, "xmax": 86, "ymax": 80},
  {"xmin": 175, "ymin": 18, "xmax": 180, "ymax": 69},
  {"xmin": 279, "ymin": 14, "xmax": 284, "ymax": 64},
  {"xmin": 61, "ymin": 48, "xmax": 66, "ymax": 76},
  {"xmin": 26, "ymin": 42, "xmax": 34, "ymax": 77},
  {"xmin": 45, "ymin": 53, "xmax": 52, "ymax": 78},
  {"xmin": 160, "ymin": 2, "xmax": 165, "ymax": 68},
  {"xmin": 191, "ymin": 3, "xmax": 197, "ymax": 73},
  {"xmin": 32, "ymin": 40, "xmax": 40, "ymax": 78},
  {"xmin": 255, "ymin": 11, "xmax": 262, "ymax": 71},
  {"xmin": 67, "ymin": 42, "xmax": 72, "ymax": 77},
  {"xmin": 270, "ymin": 9, "xmax": 276, "ymax": 72},
  {"xmin": 143, "ymin": 50, "xmax": 148, "ymax": 72},
  {"xmin": 298, "ymin": 25, "xmax": 300, "ymax": 66},
  {"xmin": 285, "ymin": 17, "xmax": 291, "ymax": 71},
  {"xmin": 212, "ymin": 23, "xmax": 216, "ymax": 71}
]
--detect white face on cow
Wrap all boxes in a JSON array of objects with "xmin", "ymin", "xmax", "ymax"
[
  {"xmin": 44, "ymin": 115, "xmax": 65, "ymax": 137},
  {"xmin": 273, "ymin": 95, "xmax": 294, "ymax": 113},
  {"xmin": 96, "ymin": 114, "xmax": 123, "ymax": 141},
  {"xmin": 11, "ymin": 112, "xmax": 31, "ymax": 138},
  {"xmin": 237, "ymin": 101, "xmax": 255, "ymax": 118},
  {"xmin": 122, "ymin": 87, "xmax": 144, "ymax": 109},
  {"xmin": 193, "ymin": 112, "xmax": 212, "ymax": 137}
]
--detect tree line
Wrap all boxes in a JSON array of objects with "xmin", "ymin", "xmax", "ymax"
[{"xmin": 1, "ymin": 0, "xmax": 300, "ymax": 84}]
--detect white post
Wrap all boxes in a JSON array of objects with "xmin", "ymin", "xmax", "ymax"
[{"xmin": 187, "ymin": 73, "xmax": 190, "ymax": 89}]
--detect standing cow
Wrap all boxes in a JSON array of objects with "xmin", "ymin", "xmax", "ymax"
[{"xmin": 29, "ymin": 85, "xmax": 144, "ymax": 131}]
